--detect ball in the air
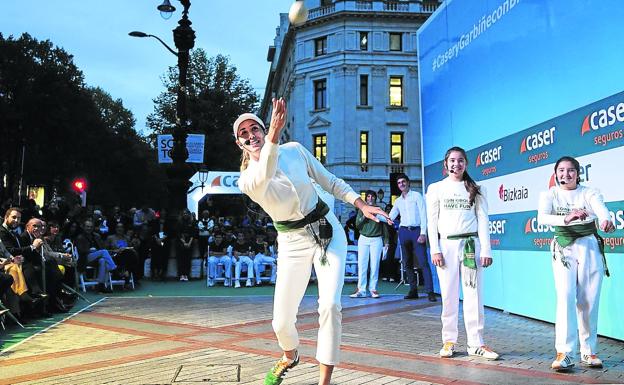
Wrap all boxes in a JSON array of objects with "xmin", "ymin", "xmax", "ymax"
[{"xmin": 289, "ymin": 1, "xmax": 308, "ymax": 26}]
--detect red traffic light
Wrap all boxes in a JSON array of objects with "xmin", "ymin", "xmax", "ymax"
[{"xmin": 72, "ymin": 178, "xmax": 87, "ymax": 193}]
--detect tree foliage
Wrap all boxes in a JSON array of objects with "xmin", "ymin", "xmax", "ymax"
[
  {"xmin": 147, "ymin": 50, "xmax": 260, "ymax": 171},
  {"xmin": 0, "ymin": 33, "xmax": 166, "ymax": 208}
]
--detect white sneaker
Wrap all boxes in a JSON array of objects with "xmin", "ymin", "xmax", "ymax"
[
  {"xmin": 246, "ymin": 279, "xmax": 253, "ymax": 287},
  {"xmin": 234, "ymin": 280, "xmax": 241, "ymax": 288},
  {"xmin": 581, "ymin": 354, "xmax": 603, "ymax": 368},
  {"xmin": 467, "ymin": 345, "xmax": 499, "ymax": 360},
  {"xmin": 207, "ymin": 278, "xmax": 215, "ymax": 287},
  {"xmin": 439, "ymin": 342, "xmax": 456, "ymax": 358},
  {"xmin": 179, "ymin": 276, "xmax": 185, "ymax": 281},
  {"xmin": 224, "ymin": 278, "xmax": 231, "ymax": 287},
  {"xmin": 349, "ymin": 291, "xmax": 367, "ymax": 298},
  {"xmin": 552, "ymin": 352, "xmax": 574, "ymax": 370}
]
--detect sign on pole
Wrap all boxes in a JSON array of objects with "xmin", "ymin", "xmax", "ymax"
[{"xmin": 157, "ymin": 134, "xmax": 205, "ymax": 163}]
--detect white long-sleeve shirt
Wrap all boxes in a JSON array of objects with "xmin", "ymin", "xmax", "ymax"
[
  {"xmin": 389, "ymin": 190, "xmax": 427, "ymax": 235},
  {"xmin": 537, "ymin": 185, "xmax": 610, "ymax": 227},
  {"xmin": 425, "ymin": 178, "xmax": 491, "ymax": 257},
  {"xmin": 238, "ymin": 141, "xmax": 360, "ymax": 222}
]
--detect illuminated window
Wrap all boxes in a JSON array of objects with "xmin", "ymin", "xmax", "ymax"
[
  {"xmin": 314, "ymin": 134, "xmax": 327, "ymax": 164},
  {"xmin": 390, "ymin": 133, "xmax": 404, "ymax": 164},
  {"xmin": 389, "ymin": 76, "xmax": 403, "ymax": 107},
  {"xmin": 315, "ymin": 37, "xmax": 327, "ymax": 56},
  {"xmin": 359, "ymin": 32, "xmax": 368, "ymax": 50},
  {"xmin": 360, "ymin": 131, "xmax": 369, "ymax": 171},
  {"xmin": 389, "ymin": 32, "xmax": 402, "ymax": 51},
  {"xmin": 359, "ymin": 75, "xmax": 369, "ymax": 106},
  {"xmin": 314, "ymin": 79, "xmax": 327, "ymax": 110}
]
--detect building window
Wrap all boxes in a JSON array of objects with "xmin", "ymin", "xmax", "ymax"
[
  {"xmin": 321, "ymin": 0, "xmax": 332, "ymax": 6},
  {"xmin": 359, "ymin": 75, "xmax": 369, "ymax": 106},
  {"xmin": 314, "ymin": 134, "xmax": 327, "ymax": 164},
  {"xmin": 391, "ymin": 133, "xmax": 404, "ymax": 164},
  {"xmin": 314, "ymin": 79, "xmax": 327, "ymax": 110},
  {"xmin": 389, "ymin": 32, "xmax": 402, "ymax": 51},
  {"xmin": 315, "ymin": 37, "xmax": 327, "ymax": 56},
  {"xmin": 389, "ymin": 76, "xmax": 403, "ymax": 107},
  {"xmin": 359, "ymin": 32, "xmax": 368, "ymax": 50},
  {"xmin": 360, "ymin": 132, "xmax": 369, "ymax": 171}
]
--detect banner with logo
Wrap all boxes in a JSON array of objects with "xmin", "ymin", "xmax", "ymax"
[
  {"xmin": 418, "ymin": 0, "xmax": 624, "ymax": 339},
  {"xmin": 157, "ymin": 134, "xmax": 205, "ymax": 163}
]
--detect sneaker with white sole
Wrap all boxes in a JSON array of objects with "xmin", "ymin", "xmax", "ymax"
[
  {"xmin": 246, "ymin": 279, "xmax": 253, "ymax": 287},
  {"xmin": 207, "ymin": 278, "xmax": 215, "ymax": 287},
  {"xmin": 349, "ymin": 291, "xmax": 367, "ymax": 298},
  {"xmin": 370, "ymin": 290, "xmax": 380, "ymax": 298},
  {"xmin": 581, "ymin": 354, "xmax": 603, "ymax": 368},
  {"xmin": 439, "ymin": 342, "xmax": 456, "ymax": 358},
  {"xmin": 467, "ymin": 345, "xmax": 499, "ymax": 360},
  {"xmin": 264, "ymin": 350, "xmax": 299, "ymax": 385},
  {"xmin": 224, "ymin": 278, "xmax": 231, "ymax": 287},
  {"xmin": 234, "ymin": 280, "xmax": 241, "ymax": 288},
  {"xmin": 551, "ymin": 352, "xmax": 574, "ymax": 371}
]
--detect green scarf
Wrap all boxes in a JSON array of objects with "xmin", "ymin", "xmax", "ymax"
[
  {"xmin": 554, "ymin": 223, "xmax": 610, "ymax": 277},
  {"xmin": 447, "ymin": 232, "xmax": 478, "ymax": 288}
]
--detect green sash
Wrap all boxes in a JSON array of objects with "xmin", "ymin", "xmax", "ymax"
[
  {"xmin": 274, "ymin": 199, "xmax": 329, "ymax": 233},
  {"xmin": 447, "ymin": 232, "xmax": 479, "ymax": 288},
  {"xmin": 554, "ymin": 223, "xmax": 609, "ymax": 277}
]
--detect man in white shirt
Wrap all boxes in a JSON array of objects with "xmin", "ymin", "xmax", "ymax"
[{"xmin": 389, "ymin": 174, "xmax": 436, "ymax": 301}]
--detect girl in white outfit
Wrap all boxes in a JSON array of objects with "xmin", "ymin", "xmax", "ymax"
[
  {"xmin": 426, "ymin": 147, "xmax": 499, "ymax": 360},
  {"xmin": 537, "ymin": 156, "xmax": 615, "ymax": 371},
  {"xmin": 234, "ymin": 98, "xmax": 390, "ymax": 385}
]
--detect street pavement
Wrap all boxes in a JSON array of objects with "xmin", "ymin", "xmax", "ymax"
[{"xmin": 1, "ymin": 293, "xmax": 623, "ymax": 384}]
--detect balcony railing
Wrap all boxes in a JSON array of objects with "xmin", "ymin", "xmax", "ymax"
[{"xmin": 307, "ymin": 0, "xmax": 439, "ymax": 21}]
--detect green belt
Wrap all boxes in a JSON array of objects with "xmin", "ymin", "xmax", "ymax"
[
  {"xmin": 447, "ymin": 232, "xmax": 478, "ymax": 288},
  {"xmin": 554, "ymin": 222, "xmax": 609, "ymax": 277},
  {"xmin": 274, "ymin": 199, "xmax": 329, "ymax": 233}
]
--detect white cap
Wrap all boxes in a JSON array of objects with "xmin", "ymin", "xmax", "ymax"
[{"xmin": 232, "ymin": 113, "xmax": 265, "ymax": 138}]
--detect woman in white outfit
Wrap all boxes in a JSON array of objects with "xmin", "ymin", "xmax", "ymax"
[
  {"xmin": 426, "ymin": 146, "xmax": 499, "ymax": 360},
  {"xmin": 234, "ymin": 98, "xmax": 391, "ymax": 385},
  {"xmin": 538, "ymin": 156, "xmax": 615, "ymax": 371}
]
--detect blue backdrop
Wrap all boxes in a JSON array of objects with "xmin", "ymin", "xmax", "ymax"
[{"xmin": 418, "ymin": 0, "xmax": 624, "ymax": 340}]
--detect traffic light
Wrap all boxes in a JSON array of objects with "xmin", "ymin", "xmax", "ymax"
[
  {"xmin": 71, "ymin": 178, "xmax": 87, "ymax": 206},
  {"xmin": 72, "ymin": 178, "xmax": 87, "ymax": 193}
]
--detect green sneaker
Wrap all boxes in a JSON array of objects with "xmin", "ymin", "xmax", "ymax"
[{"xmin": 264, "ymin": 350, "xmax": 300, "ymax": 385}]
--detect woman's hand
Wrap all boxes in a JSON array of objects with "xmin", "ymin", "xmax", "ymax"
[
  {"xmin": 431, "ymin": 253, "xmax": 444, "ymax": 267},
  {"xmin": 266, "ymin": 98, "xmax": 287, "ymax": 144},
  {"xmin": 600, "ymin": 219, "xmax": 616, "ymax": 233},
  {"xmin": 564, "ymin": 208, "xmax": 589, "ymax": 224},
  {"xmin": 355, "ymin": 198, "xmax": 393, "ymax": 224},
  {"xmin": 481, "ymin": 256, "xmax": 493, "ymax": 267}
]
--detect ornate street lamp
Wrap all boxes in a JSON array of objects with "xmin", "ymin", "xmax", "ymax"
[{"xmin": 130, "ymin": 0, "xmax": 195, "ymax": 216}]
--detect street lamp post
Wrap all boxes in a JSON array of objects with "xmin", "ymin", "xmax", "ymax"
[{"xmin": 130, "ymin": 0, "xmax": 195, "ymax": 215}]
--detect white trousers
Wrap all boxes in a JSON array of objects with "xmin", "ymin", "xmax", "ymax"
[
  {"xmin": 552, "ymin": 235, "xmax": 604, "ymax": 356},
  {"xmin": 436, "ymin": 238, "xmax": 484, "ymax": 347},
  {"xmin": 273, "ymin": 212, "xmax": 346, "ymax": 365},
  {"xmin": 254, "ymin": 253, "xmax": 277, "ymax": 284},
  {"xmin": 234, "ymin": 256, "xmax": 254, "ymax": 281},
  {"xmin": 208, "ymin": 255, "xmax": 232, "ymax": 279},
  {"xmin": 356, "ymin": 235, "xmax": 383, "ymax": 292}
]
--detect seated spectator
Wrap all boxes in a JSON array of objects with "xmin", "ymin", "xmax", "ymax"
[
  {"xmin": 207, "ymin": 232, "xmax": 233, "ymax": 287},
  {"xmin": 252, "ymin": 231, "xmax": 276, "ymax": 285},
  {"xmin": 105, "ymin": 223, "xmax": 140, "ymax": 288},
  {"xmin": 75, "ymin": 219, "xmax": 116, "ymax": 293},
  {"xmin": 197, "ymin": 210, "xmax": 214, "ymax": 259},
  {"xmin": 232, "ymin": 231, "xmax": 254, "ymax": 288}
]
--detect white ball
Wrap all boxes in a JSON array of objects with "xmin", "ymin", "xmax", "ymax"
[{"xmin": 289, "ymin": 1, "xmax": 308, "ymax": 26}]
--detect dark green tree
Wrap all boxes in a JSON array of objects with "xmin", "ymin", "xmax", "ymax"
[
  {"xmin": 0, "ymin": 33, "xmax": 166, "ymax": 209},
  {"xmin": 147, "ymin": 50, "xmax": 259, "ymax": 171}
]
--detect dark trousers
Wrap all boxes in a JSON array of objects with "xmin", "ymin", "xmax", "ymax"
[{"xmin": 398, "ymin": 226, "xmax": 433, "ymax": 293}]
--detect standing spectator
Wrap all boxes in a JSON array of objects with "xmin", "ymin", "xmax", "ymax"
[
  {"xmin": 426, "ymin": 146, "xmax": 498, "ymax": 360},
  {"xmin": 197, "ymin": 210, "xmax": 214, "ymax": 259},
  {"xmin": 538, "ymin": 156, "xmax": 615, "ymax": 371},
  {"xmin": 133, "ymin": 205, "xmax": 156, "ymax": 230},
  {"xmin": 389, "ymin": 174, "xmax": 436, "ymax": 302},
  {"xmin": 351, "ymin": 190, "xmax": 389, "ymax": 298},
  {"xmin": 176, "ymin": 210, "xmax": 196, "ymax": 281},
  {"xmin": 380, "ymin": 204, "xmax": 400, "ymax": 282}
]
